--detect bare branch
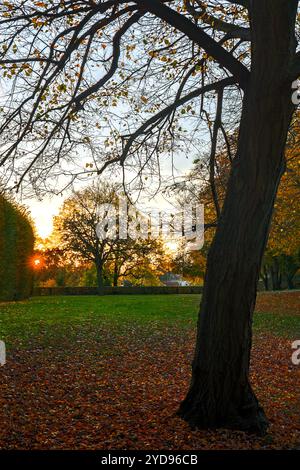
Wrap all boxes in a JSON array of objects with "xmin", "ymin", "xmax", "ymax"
[
  {"xmin": 120, "ymin": 76, "xmax": 236, "ymax": 165},
  {"xmin": 72, "ymin": 11, "xmax": 143, "ymax": 109},
  {"xmin": 137, "ymin": 0, "xmax": 250, "ymax": 87}
]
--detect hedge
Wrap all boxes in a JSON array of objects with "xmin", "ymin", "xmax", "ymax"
[
  {"xmin": 33, "ymin": 286, "xmax": 203, "ymax": 296},
  {"xmin": 0, "ymin": 194, "xmax": 34, "ymax": 301}
]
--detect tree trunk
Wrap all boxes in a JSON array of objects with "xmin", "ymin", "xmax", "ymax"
[
  {"xmin": 287, "ymin": 275, "xmax": 295, "ymax": 290},
  {"xmin": 113, "ymin": 259, "xmax": 119, "ymax": 287},
  {"xmin": 262, "ymin": 265, "xmax": 269, "ymax": 291},
  {"xmin": 270, "ymin": 258, "xmax": 282, "ymax": 290},
  {"xmin": 96, "ymin": 261, "xmax": 104, "ymax": 295},
  {"xmin": 282, "ymin": 255, "xmax": 298, "ymax": 290},
  {"xmin": 179, "ymin": 0, "xmax": 297, "ymax": 434}
]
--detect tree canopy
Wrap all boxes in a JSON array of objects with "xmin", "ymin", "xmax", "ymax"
[
  {"xmin": 53, "ymin": 182, "xmax": 168, "ymax": 290},
  {"xmin": 1, "ymin": 1, "xmax": 298, "ymax": 194}
]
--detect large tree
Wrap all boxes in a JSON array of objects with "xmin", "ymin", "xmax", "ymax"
[
  {"xmin": 54, "ymin": 183, "xmax": 121, "ymax": 293},
  {"xmin": 54, "ymin": 182, "xmax": 166, "ymax": 291},
  {"xmin": 0, "ymin": 0, "xmax": 299, "ymax": 433}
]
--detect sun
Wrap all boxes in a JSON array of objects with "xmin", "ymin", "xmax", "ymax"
[{"xmin": 31, "ymin": 256, "xmax": 43, "ymax": 270}]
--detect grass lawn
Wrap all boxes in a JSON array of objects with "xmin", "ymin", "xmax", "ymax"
[{"xmin": 0, "ymin": 292, "xmax": 299, "ymax": 450}]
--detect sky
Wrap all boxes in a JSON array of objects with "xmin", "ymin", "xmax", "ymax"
[
  {"xmin": 0, "ymin": 48, "xmax": 212, "ymax": 239},
  {"xmin": 0, "ymin": 21, "xmax": 214, "ymax": 241},
  {"xmin": 23, "ymin": 149, "xmax": 201, "ymax": 240},
  {"xmin": 26, "ymin": 195, "xmax": 63, "ymax": 239}
]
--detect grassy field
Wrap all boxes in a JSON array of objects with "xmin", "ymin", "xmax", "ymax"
[
  {"xmin": 0, "ymin": 292, "xmax": 299, "ymax": 450},
  {"xmin": 0, "ymin": 293, "xmax": 299, "ymax": 349}
]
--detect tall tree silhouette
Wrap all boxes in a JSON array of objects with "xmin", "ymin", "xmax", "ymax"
[{"xmin": 0, "ymin": 0, "xmax": 299, "ymax": 433}]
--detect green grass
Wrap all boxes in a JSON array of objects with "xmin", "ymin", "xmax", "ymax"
[{"xmin": 0, "ymin": 295, "xmax": 298, "ymax": 351}]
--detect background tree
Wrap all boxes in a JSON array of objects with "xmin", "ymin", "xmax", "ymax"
[
  {"xmin": 171, "ymin": 243, "xmax": 207, "ymax": 285},
  {"xmin": 33, "ymin": 246, "xmax": 71, "ymax": 287},
  {"xmin": 53, "ymin": 181, "xmax": 167, "ymax": 291},
  {"xmin": 261, "ymin": 125, "xmax": 300, "ymax": 290},
  {"xmin": 0, "ymin": 0, "xmax": 299, "ymax": 433},
  {"xmin": 53, "ymin": 182, "xmax": 122, "ymax": 294},
  {"xmin": 171, "ymin": 117, "xmax": 300, "ymax": 290},
  {"xmin": 108, "ymin": 237, "xmax": 168, "ymax": 286}
]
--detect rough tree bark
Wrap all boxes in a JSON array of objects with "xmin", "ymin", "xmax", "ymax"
[{"xmin": 179, "ymin": 0, "xmax": 298, "ymax": 434}]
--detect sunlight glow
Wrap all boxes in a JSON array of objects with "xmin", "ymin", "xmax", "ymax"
[
  {"xmin": 165, "ymin": 241, "xmax": 179, "ymax": 253},
  {"xmin": 28, "ymin": 199, "xmax": 61, "ymax": 239}
]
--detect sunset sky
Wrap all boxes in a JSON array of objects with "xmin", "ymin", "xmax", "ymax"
[
  {"xmin": 24, "ymin": 148, "xmax": 205, "ymax": 240},
  {"xmin": 27, "ymin": 196, "xmax": 62, "ymax": 239}
]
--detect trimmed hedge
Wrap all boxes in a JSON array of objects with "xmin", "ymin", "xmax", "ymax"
[
  {"xmin": 0, "ymin": 194, "xmax": 34, "ymax": 301},
  {"xmin": 33, "ymin": 286, "xmax": 203, "ymax": 296}
]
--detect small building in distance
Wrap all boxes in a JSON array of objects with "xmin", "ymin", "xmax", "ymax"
[{"xmin": 160, "ymin": 272, "xmax": 190, "ymax": 287}]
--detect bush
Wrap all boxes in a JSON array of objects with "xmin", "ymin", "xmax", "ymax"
[{"xmin": 0, "ymin": 194, "xmax": 34, "ymax": 301}]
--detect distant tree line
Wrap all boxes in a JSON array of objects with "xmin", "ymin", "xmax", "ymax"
[{"xmin": 0, "ymin": 194, "xmax": 34, "ymax": 301}]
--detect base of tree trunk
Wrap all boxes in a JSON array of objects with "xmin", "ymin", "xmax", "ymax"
[{"xmin": 178, "ymin": 380, "xmax": 269, "ymax": 436}]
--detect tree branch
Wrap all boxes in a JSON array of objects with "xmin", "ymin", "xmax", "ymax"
[
  {"xmin": 119, "ymin": 76, "xmax": 236, "ymax": 165},
  {"xmin": 137, "ymin": 0, "xmax": 250, "ymax": 87},
  {"xmin": 209, "ymin": 87, "xmax": 223, "ymax": 220},
  {"xmin": 185, "ymin": 0, "xmax": 251, "ymax": 41},
  {"xmin": 72, "ymin": 11, "xmax": 143, "ymax": 108}
]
